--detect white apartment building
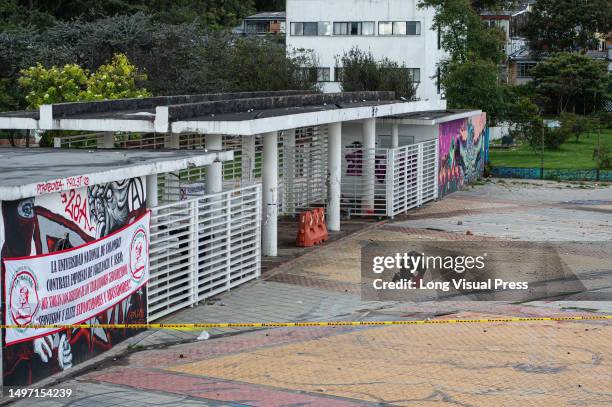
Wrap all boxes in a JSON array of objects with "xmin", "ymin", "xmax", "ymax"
[{"xmin": 286, "ymin": 0, "xmax": 444, "ymax": 102}]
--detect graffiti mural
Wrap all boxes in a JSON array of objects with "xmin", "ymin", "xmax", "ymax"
[
  {"xmin": 1, "ymin": 177, "xmax": 147, "ymax": 386},
  {"xmin": 438, "ymin": 113, "xmax": 487, "ymax": 197}
]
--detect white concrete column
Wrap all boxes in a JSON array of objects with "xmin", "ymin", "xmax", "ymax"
[
  {"xmin": 166, "ymin": 133, "xmax": 180, "ymax": 149},
  {"xmin": 241, "ymin": 135, "xmax": 256, "ymax": 185},
  {"xmin": 206, "ymin": 134, "xmax": 223, "ymax": 194},
  {"xmin": 146, "ymin": 174, "xmax": 158, "ymax": 208},
  {"xmin": 391, "ymin": 124, "xmax": 399, "ymax": 148},
  {"xmin": 362, "ymin": 118, "xmax": 376, "ymax": 213},
  {"xmin": 283, "ymin": 129, "xmax": 296, "ymax": 213},
  {"xmin": 97, "ymin": 132, "xmax": 114, "ymax": 149},
  {"xmin": 327, "ymin": 122, "xmax": 342, "ymax": 231},
  {"xmin": 262, "ymin": 131, "xmax": 278, "ymax": 257}
]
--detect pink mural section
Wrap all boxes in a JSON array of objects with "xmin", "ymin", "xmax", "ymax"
[{"xmin": 438, "ymin": 113, "xmax": 487, "ymax": 197}]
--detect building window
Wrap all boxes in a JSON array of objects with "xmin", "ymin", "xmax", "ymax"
[
  {"xmin": 517, "ymin": 62, "xmax": 537, "ymax": 78},
  {"xmin": 316, "ymin": 67, "xmax": 331, "ymax": 82},
  {"xmin": 378, "ymin": 21, "xmax": 421, "ymax": 36},
  {"xmin": 333, "ymin": 21, "xmax": 375, "ymax": 36},
  {"xmin": 291, "ymin": 22, "xmax": 331, "ymax": 36},
  {"xmin": 406, "ymin": 21, "xmax": 421, "ymax": 35},
  {"xmin": 407, "ymin": 68, "xmax": 421, "ymax": 83},
  {"xmin": 335, "ymin": 67, "xmax": 344, "ymax": 82}
]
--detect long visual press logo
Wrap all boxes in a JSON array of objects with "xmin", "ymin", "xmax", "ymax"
[
  {"xmin": 9, "ymin": 267, "xmax": 40, "ymax": 327},
  {"xmin": 129, "ymin": 226, "xmax": 148, "ymax": 283}
]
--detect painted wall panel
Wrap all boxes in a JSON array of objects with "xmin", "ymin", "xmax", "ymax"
[
  {"xmin": 438, "ymin": 113, "xmax": 487, "ymax": 197},
  {"xmin": 1, "ymin": 177, "xmax": 147, "ymax": 386}
]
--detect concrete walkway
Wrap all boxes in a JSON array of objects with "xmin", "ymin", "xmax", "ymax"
[{"xmin": 6, "ymin": 179, "xmax": 612, "ymax": 407}]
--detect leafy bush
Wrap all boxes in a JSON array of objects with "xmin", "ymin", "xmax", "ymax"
[
  {"xmin": 18, "ymin": 53, "xmax": 150, "ymax": 109},
  {"xmin": 594, "ymin": 145, "xmax": 611, "ymax": 169},
  {"xmin": 338, "ymin": 48, "xmax": 417, "ymax": 99},
  {"xmin": 543, "ymin": 126, "xmax": 571, "ymax": 150}
]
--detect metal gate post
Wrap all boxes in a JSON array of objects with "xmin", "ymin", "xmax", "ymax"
[
  {"xmin": 386, "ymin": 148, "xmax": 396, "ymax": 218},
  {"xmin": 417, "ymin": 143, "xmax": 424, "ymax": 206}
]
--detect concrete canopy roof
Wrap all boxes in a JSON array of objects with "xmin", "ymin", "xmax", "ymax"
[
  {"xmin": 0, "ymin": 91, "xmax": 446, "ymax": 136},
  {"xmin": 379, "ymin": 109, "xmax": 482, "ymax": 126},
  {"xmin": 0, "ymin": 149, "xmax": 234, "ymax": 201}
]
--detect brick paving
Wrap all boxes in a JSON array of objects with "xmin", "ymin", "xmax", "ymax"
[{"xmin": 7, "ymin": 178, "xmax": 612, "ymax": 407}]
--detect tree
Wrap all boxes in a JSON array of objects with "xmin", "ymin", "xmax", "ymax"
[
  {"xmin": 18, "ymin": 53, "xmax": 150, "ymax": 109},
  {"xmin": 202, "ymin": 34, "xmax": 318, "ymax": 92},
  {"xmin": 338, "ymin": 48, "xmax": 417, "ymax": 99},
  {"xmin": 524, "ymin": 0, "xmax": 611, "ymax": 52},
  {"xmin": 11, "ymin": 0, "xmax": 256, "ymax": 30},
  {"xmin": 531, "ymin": 53, "xmax": 609, "ymax": 115},
  {"xmin": 418, "ymin": 0, "xmax": 506, "ymax": 122},
  {"xmin": 440, "ymin": 59, "xmax": 505, "ymax": 121},
  {"xmin": 418, "ymin": 0, "xmax": 505, "ymax": 64}
]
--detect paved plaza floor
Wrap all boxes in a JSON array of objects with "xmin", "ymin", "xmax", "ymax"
[{"xmin": 6, "ymin": 179, "xmax": 612, "ymax": 407}]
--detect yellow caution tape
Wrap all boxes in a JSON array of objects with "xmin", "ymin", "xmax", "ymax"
[{"xmin": 1, "ymin": 315, "xmax": 610, "ymax": 330}]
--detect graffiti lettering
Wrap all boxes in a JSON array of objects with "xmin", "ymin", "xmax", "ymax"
[
  {"xmin": 66, "ymin": 176, "xmax": 90, "ymax": 189},
  {"xmin": 60, "ymin": 190, "xmax": 95, "ymax": 232},
  {"xmin": 36, "ymin": 180, "xmax": 65, "ymax": 195}
]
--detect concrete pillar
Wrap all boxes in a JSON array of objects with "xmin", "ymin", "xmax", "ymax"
[
  {"xmin": 206, "ymin": 134, "xmax": 223, "ymax": 195},
  {"xmin": 262, "ymin": 131, "xmax": 278, "ymax": 257},
  {"xmin": 391, "ymin": 124, "xmax": 399, "ymax": 148},
  {"xmin": 97, "ymin": 132, "xmax": 114, "ymax": 149},
  {"xmin": 362, "ymin": 118, "xmax": 376, "ymax": 213},
  {"xmin": 283, "ymin": 129, "xmax": 296, "ymax": 213},
  {"xmin": 166, "ymin": 133, "xmax": 180, "ymax": 149},
  {"xmin": 241, "ymin": 135, "xmax": 256, "ymax": 185},
  {"xmin": 146, "ymin": 174, "xmax": 158, "ymax": 208},
  {"xmin": 327, "ymin": 122, "xmax": 342, "ymax": 231}
]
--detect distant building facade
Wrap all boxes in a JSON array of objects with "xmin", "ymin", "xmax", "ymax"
[
  {"xmin": 286, "ymin": 0, "xmax": 444, "ymax": 103},
  {"xmin": 236, "ymin": 12, "xmax": 286, "ymax": 36}
]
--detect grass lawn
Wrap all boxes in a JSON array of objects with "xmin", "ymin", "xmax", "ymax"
[{"xmin": 489, "ymin": 129, "xmax": 612, "ymax": 169}]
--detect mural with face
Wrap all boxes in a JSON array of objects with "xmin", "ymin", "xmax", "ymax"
[{"xmin": 1, "ymin": 176, "xmax": 147, "ymax": 387}]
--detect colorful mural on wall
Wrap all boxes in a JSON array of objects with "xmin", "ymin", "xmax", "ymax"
[
  {"xmin": 438, "ymin": 113, "xmax": 487, "ymax": 197},
  {"xmin": 1, "ymin": 177, "xmax": 147, "ymax": 386}
]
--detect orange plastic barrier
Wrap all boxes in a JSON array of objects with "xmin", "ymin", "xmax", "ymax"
[
  {"xmin": 296, "ymin": 208, "xmax": 329, "ymax": 247},
  {"xmin": 314, "ymin": 208, "xmax": 329, "ymax": 243},
  {"xmin": 296, "ymin": 211, "xmax": 316, "ymax": 247}
]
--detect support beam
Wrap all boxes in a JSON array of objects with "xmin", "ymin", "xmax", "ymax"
[
  {"xmin": 391, "ymin": 124, "xmax": 399, "ymax": 148},
  {"xmin": 241, "ymin": 135, "xmax": 256, "ymax": 185},
  {"xmin": 97, "ymin": 132, "xmax": 115, "ymax": 149},
  {"xmin": 206, "ymin": 134, "xmax": 223, "ymax": 195},
  {"xmin": 362, "ymin": 118, "xmax": 376, "ymax": 213},
  {"xmin": 327, "ymin": 122, "xmax": 342, "ymax": 231},
  {"xmin": 262, "ymin": 131, "xmax": 278, "ymax": 257},
  {"xmin": 283, "ymin": 129, "xmax": 296, "ymax": 213},
  {"xmin": 166, "ymin": 133, "xmax": 180, "ymax": 149},
  {"xmin": 146, "ymin": 174, "xmax": 158, "ymax": 208}
]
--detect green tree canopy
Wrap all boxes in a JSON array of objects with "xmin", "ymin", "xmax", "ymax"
[
  {"xmin": 531, "ymin": 53, "xmax": 609, "ymax": 115},
  {"xmin": 524, "ymin": 0, "xmax": 611, "ymax": 52}
]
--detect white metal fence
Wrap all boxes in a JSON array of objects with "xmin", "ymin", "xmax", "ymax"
[
  {"xmin": 341, "ymin": 139, "xmax": 438, "ymax": 218},
  {"xmin": 281, "ymin": 126, "xmax": 328, "ymax": 215},
  {"xmin": 148, "ymin": 184, "xmax": 261, "ymax": 321}
]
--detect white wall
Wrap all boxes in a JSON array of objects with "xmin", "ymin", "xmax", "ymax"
[{"xmin": 286, "ymin": 0, "xmax": 444, "ymax": 102}]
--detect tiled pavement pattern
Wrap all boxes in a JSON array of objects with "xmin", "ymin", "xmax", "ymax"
[{"xmin": 7, "ymin": 179, "xmax": 612, "ymax": 407}]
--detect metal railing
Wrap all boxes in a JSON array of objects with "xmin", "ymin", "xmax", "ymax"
[
  {"xmin": 148, "ymin": 184, "xmax": 261, "ymax": 321},
  {"xmin": 281, "ymin": 126, "xmax": 328, "ymax": 215},
  {"xmin": 340, "ymin": 140, "xmax": 439, "ymax": 218}
]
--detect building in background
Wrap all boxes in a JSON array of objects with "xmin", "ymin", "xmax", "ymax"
[
  {"xmin": 234, "ymin": 12, "xmax": 286, "ymax": 36},
  {"xmin": 285, "ymin": 0, "xmax": 444, "ymax": 102}
]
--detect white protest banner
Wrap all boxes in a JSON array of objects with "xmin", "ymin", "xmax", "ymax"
[{"xmin": 3, "ymin": 211, "xmax": 151, "ymax": 345}]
